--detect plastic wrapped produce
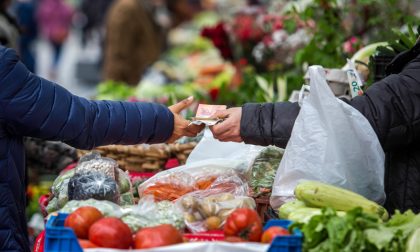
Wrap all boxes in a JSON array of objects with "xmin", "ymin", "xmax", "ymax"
[
  {"xmin": 75, "ymin": 157, "xmax": 118, "ymax": 180},
  {"xmin": 138, "ymin": 159, "xmax": 249, "ymax": 201},
  {"xmin": 68, "ymin": 171, "xmax": 120, "ymax": 204},
  {"xmin": 45, "ymin": 197, "xmax": 59, "ymax": 213},
  {"xmin": 57, "ymin": 199, "xmax": 123, "ymax": 218},
  {"xmin": 78, "ymin": 151, "xmax": 101, "ymax": 163},
  {"xmin": 51, "ymin": 169, "xmax": 75, "ymax": 197},
  {"xmin": 121, "ymin": 197, "xmax": 185, "ymax": 232},
  {"xmin": 119, "ymin": 192, "xmax": 135, "ymax": 206},
  {"xmin": 177, "ymin": 173, "xmax": 255, "ymax": 233},
  {"xmin": 140, "ymin": 172, "xmax": 197, "ymax": 201},
  {"xmin": 46, "ymin": 169, "xmax": 76, "ymax": 211},
  {"xmin": 179, "ymin": 193, "xmax": 256, "ymax": 233},
  {"xmin": 249, "ymin": 146, "xmax": 284, "ymax": 196},
  {"xmin": 116, "ymin": 168, "xmax": 132, "ymax": 194}
]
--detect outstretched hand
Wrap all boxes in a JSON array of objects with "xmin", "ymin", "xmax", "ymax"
[
  {"xmin": 210, "ymin": 107, "xmax": 243, "ymax": 142},
  {"xmin": 167, "ymin": 96, "xmax": 204, "ymax": 143}
]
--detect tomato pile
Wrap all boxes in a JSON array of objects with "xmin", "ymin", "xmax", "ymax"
[
  {"xmin": 64, "ymin": 207, "xmax": 290, "ymax": 249},
  {"xmin": 64, "ymin": 206, "xmax": 184, "ymax": 249}
]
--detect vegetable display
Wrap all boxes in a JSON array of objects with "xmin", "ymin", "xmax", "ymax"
[
  {"xmin": 294, "ymin": 180, "xmax": 389, "ymax": 221},
  {"xmin": 224, "ymin": 208, "xmax": 263, "ymax": 242},
  {"xmin": 142, "ymin": 181, "xmax": 195, "ymax": 201},
  {"xmin": 68, "ymin": 171, "xmax": 120, "ymax": 203},
  {"xmin": 89, "ymin": 217, "xmax": 133, "ymax": 249},
  {"xmin": 64, "ymin": 206, "xmax": 103, "ymax": 239},
  {"xmin": 261, "ymin": 227, "xmax": 290, "ymax": 244},
  {"xmin": 249, "ymin": 146, "xmax": 284, "ymax": 196},
  {"xmin": 291, "ymin": 208, "xmax": 420, "ymax": 252},
  {"xmin": 133, "ymin": 224, "xmax": 183, "ymax": 249},
  {"xmin": 46, "ymin": 153, "xmax": 133, "ymax": 213}
]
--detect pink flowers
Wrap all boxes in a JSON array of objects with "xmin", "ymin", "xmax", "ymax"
[{"xmin": 343, "ymin": 36, "xmax": 363, "ymax": 55}]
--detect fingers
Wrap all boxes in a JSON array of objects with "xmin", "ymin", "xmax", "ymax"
[
  {"xmin": 187, "ymin": 124, "xmax": 205, "ymax": 135},
  {"xmin": 212, "ymin": 109, "xmax": 230, "ymax": 119},
  {"xmin": 211, "ymin": 121, "xmax": 231, "ymax": 137},
  {"xmin": 169, "ymin": 96, "xmax": 194, "ymax": 113}
]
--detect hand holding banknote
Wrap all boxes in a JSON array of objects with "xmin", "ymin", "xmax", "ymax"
[
  {"xmin": 167, "ymin": 97, "xmax": 205, "ymax": 143},
  {"xmin": 210, "ymin": 107, "xmax": 243, "ymax": 142}
]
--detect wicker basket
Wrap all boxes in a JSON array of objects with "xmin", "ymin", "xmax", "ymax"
[{"xmin": 77, "ymin": 142, "xmax": 197, "ymax": 172}]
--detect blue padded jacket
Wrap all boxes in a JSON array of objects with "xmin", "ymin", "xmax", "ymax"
[{"xmin": 0, "ymin": 47, "xmax": 174, "ymax": 251}]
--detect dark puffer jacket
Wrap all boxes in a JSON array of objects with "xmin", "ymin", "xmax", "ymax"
[
  {"xmin": 0, "ymin": 47, "xmax": 174, "ymax": 251},
  {"xmin": 241, "ymin": 41, "xmax": 420, "ymax": 214}
]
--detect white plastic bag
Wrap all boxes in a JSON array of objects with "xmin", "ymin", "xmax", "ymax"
[
  {"xmin": 187, "ymin": 129, "xmax": 264, "ymax": 173},
  {"xmin": 271, "ymin": 66, "xmax": 385, "ymax": 209}
]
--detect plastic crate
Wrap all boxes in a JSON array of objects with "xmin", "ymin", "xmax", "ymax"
[
  {"xmin": 45, "ymin": 213, "xmax": 83, "ymax": 252},
  {"xmin": 266, "ymin": 220, "xmax": 302, "ymax": 252}
]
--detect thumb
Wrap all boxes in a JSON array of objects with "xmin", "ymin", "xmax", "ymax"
[
  {"xmin": 169, "ymin": 96, "xmax": 194, "ymax": 113},
  {"xmin": 212, "ymin": 109, "xmax": 230, "ymax": 119}
]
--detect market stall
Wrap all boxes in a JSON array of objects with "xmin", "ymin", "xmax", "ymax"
[{"xmin": 27, "ymin": 1, "xmax": 420, "ymax": 252}]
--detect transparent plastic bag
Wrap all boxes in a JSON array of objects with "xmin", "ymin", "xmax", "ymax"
[
  {"xmin": 121, "ymin": 196, "xmax": 185, "ymax": 232},
  {"xmin": 176, "ymin": 173, "xmax": 255, "ymax": 233},
  {"xmin": 138, "ymin": 159, "xmax": 246, "ymax": 201},
  {"xmin": 271, "ymin": 66, "xmax": 385, "ymax": 209},
  {"xmin": 68, "ymin": 171, "xmax": 120, "ymax": 204},
  {"xmin": 75, "ymin": 156, "xmax": 118, "ymax": 180},
  {"xmin": 56, "ymin": 199, "xmax": 123, "ymax": 218},
  {"xmin": 119, "ymin": 192, "xmax": 135, "ymax": 206},
  {"xmin": 139, "ymin": 172, "xmax": 197, "ymax": 201},
  {"xmin": 116, "ymin": 168, "xmax": 132, "ymax": 194},
  {"xmin": 48, "ymin": 169, "xmax": 76, "ymax": 211},
  {"xmin": 249, "ymin": 146, "xmax": 284, "ymax": 197}
]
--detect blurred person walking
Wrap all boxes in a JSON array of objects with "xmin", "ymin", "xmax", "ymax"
[
  {"xmin": 79, "ymin": 0, "xmax": 113, "ymax": 47},
  {"xmin": 104, "ymin": 0, "xmax": 201, "ymax": 86},
  {"xmin": 15, "ymin": 0, "xmax": 38, "ymax": 72},
  {"xmin": 0, "ymin": 0, "xmax": 20, "ymax": 49},
  {"xmin": 37, "ymin": 0, "xmax": 73, "ymax": 79}
]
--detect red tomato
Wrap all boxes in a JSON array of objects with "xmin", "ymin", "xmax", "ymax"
[
  {"xmin": 64, "ymin": 206, "xmax": 103, "ymax": 239},
  {"xmin": 261, "ymin": 226, "xmax": 290, "ymax": 243},
  {"xmin": 78, "ymin": 239, "xmax": 98, "ymax": 248},
  {"xmin": 89, "ymin": 217, "xmax": 133, "ymax": 249},
  {"xmin": 225, "ymin": 236, "xmax": 247, "ymax": 243},
  {"xmin": 134, "ymin": 224, "xmax": 183, "ymax": 249},
  {"xmin": 223, "ymin": 208, "xmax": 263, "ymax": 242}
]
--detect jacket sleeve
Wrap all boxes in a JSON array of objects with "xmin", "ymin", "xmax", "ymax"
[
  {"xmin": 240, "ymin": 102, "xmax": 300, "ymax": 148},
  {"xmin": 241, "ymin": 53, "xmax": 420, "ymax": 151},
  {"xmin": 0, "ymin": 47, "xmax": 174, "ymax": 149}
]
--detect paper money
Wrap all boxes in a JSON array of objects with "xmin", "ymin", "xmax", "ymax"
[{"xmin": 190, "ymin": 104, "xmax": 227, "ymax": 126}]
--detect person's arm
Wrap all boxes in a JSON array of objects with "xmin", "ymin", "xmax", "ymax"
[
  {"xmin": 350, "ymin": 57, "xmax": 420, "ymax": 151},
  {"xmin": 240, "ymin": 102, "xmax": 300, "ymax": 148},
  {"xmin": 213, "ymin": 50, "xmax": 420, "ymax": 151},
  {"xmin": 0, "ymin": 47, "xmax": 174, "ymax": 149}
]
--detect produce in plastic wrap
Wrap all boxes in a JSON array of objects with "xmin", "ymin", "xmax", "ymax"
[
  {"xmin": 116, "ymin": 169, "xmax": 132, "ymax": 194},
  {"xmin": 140, "ymin": 172, "xmax": 197, "ymax": 201},
  {"xmin": 249, "ymin": 146, "xmax": 284, "ymax": 196},
  {"xmin": 121, "ymin": 197, "xmax": 185, "ymax": 232},
  {"xmin": 68, "ymin": 171, "xmax": 120, "ymax": 204},
  {"xmin": 177, "ymin": 174, "xmax": 256, "ymax": 233},
  {"xmin": 57, "ymin": 199, "xmax": 123, "ymax": 218},
  {"xmin": 78, "ymin": 151, "xmax": 101, "ymax": 163},
  {"xmin": 138, "ymin": 158, "xmax": 252, "ymax": 201},
  {"xmin": 46, "ymin": 169, "xmax": 76, "ymax": 212},
  {"xmin": 119, "ymin": 192, "xmax": 135, "ymax": 206},
  {"xmin": 76, "ymin": 157, "xmax": 118, "ymax": 180},
  {"xmin": 51, "ymin": 169, "xmax": 75, "ymax": 196},
  {"xmin": 45, "ymin": 197, "xmax": 59, "ymax": 213}
]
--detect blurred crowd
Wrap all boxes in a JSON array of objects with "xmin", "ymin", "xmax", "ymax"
[{"xmin": 0, "ymin": 0, "xmax": 255, "ymax": 91}]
